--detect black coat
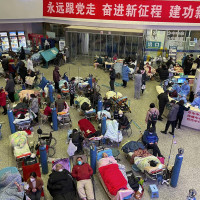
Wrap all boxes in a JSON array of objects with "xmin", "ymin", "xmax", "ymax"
[
  {"xmin": 118, "ymin": 115, "xmax": 129, "ymax": 127},
  {"xmin": 47, "ymin": 170, "xmax": 77, "ymax": 199},
  {"xmin": 157, "ymin": 92, "xmax": 169, "ymax": 108},
  {"xmin": 18, "ymin": 61, "xmax": 27, "ymax": 78},
  {"xmin": 110, "ymin": 69, "xmax": 116, "ymax": 80},
  {"xmin": 159, "ymin": 68, "xmax": 169, "ymax": 81},
  {"xmin": 1, "ymin": 58, "xmax": 9, "ymax": 71},
  {"xmin": 69, "ymin": 131, "xmax": 84, "ymax": 144}
]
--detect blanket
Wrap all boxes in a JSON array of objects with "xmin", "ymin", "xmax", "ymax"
[
  {"xmin": 10, "ymin": 131, "xmax": 28, "ymax": 148},
  {"xmin": 122, "ymin": 141, "xmax": 145, "ymax": 154},
  {"xmin": 14, "ymin": 143, "xmax": 31, "ymax": 158},
  {"xmin": 78, "ymin": 118, "xmax": 96, "ymax": 138},
  {"xmin": 106, "ymin": 91, "xmax": 123, "ymax": 99},
  {"xmin": 134, "ymin": 155, "xmax": 161, "ymax": 173},
  {"xmin": 99, "ymin": 163, "xmax": 128, "ymax": 196},
  {"xmin": 0, "ymin": 167, "xmax": 25, "ymax": 200},
  {"xmin": 75, "ymin": 96, "xmax": 91, "ymax": 107},
  {"xmin": 98, "ymin": 156, "xmax": 117, "ymax": 168},
  {"xmin": 25, "ymin": 76, "xmax": 35, "ymax": 85},
  {"xmin": 97, "ymin": 110, "xmax": 111, "ymax": 119},
  {"xmin": 104, "ymin": 120, "xmax": 123, "ymax": 142}
]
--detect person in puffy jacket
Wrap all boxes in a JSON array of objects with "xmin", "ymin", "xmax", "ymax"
[
  {"xmin": 53, "ymin": 66, "xmax": 61, "ymax": 93},
  {"xmin": 1, "ymin": 56, "xmax": 9, "ymax": 72},
  {"xmin": 47, "ymin": 164, "xmax": 78, "ymax": 200},
  {"xmin": 0, "ymin": 88, "xmax": 7, "ymax": 115},
  {"xmin": 161, "ymin": 100, "xmax": 179, "ymax": 135},
  {"xmin": 145, "ymin": 103, "xmax": 159, "ymax": 132},
  {"xmin": 142, "ymin": 127, "xmax": 163, "ymax": 157},
  {"xmin": 122, "ymin": 62, "xmax": 131, "ymax": 88},
  {"xmin": 72, "ymin": 157, "xmax": 94, "ymax": 200},
  {"xmin": 118, "ymin": 110, "xmax": 129, "ymax": 129}
]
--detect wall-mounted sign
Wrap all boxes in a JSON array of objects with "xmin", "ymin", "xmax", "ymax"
[
  {"xmin": 44, "ymin": 0, "xmax": 200, "ymax": 24},
  {"xmin": 146, "ymin": 41, "xmax": 161, "ymax": 49}
]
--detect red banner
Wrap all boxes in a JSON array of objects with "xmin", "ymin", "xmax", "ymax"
[{"xmin": 43, "ymin": 0, "xmax": 200, "ymax": 23}]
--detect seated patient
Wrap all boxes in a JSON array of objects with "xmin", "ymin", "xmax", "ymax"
[
  {"xmin": 118, "ymin": 110, "xmax": 129, "ymax": 129},
  {"xmin": 27, "ymin": 172, "xmax": 44, "ymax": 200},
  {"xmin": 142, "ymin": 127, "xmax": 163, "ymax": 157},
  {"xmin": 69, "ymin": 129, "xmax": 84, "ymax": 154},
  {"xmin": 47, "ymin": 164, "xmax": 77, "ymax": 200},
  {"xmin": 55, "ymin": 94, "xmax": 65, "ymax": 112},
  {"xmin": 72, "ymin": 157, "xmax": 94, "ymax": 200}
]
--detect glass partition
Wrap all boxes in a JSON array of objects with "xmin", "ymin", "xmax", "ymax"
[{"xmin": 66, "ymin": 30, "xmax": 144, "ymax": 62}]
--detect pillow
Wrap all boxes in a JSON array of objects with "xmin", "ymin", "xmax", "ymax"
[{"xmin": 97, "ymin": 149, "xmax": 113, "ymax": 161}]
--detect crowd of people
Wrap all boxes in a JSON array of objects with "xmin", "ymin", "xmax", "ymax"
[{"xmin": 0, "ymin": 51, "xmax": 199, "ymax": 200}]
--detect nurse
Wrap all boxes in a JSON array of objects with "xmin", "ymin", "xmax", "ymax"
[
  {"xmin": 172, "ymin": 83, "xmax": 181, "ymax": 93},
  {"xmin": 191, "ymin": 92, "xmax": 200, "ymax": 107},
  {"xmin": 181, "ymin": 81, "xmax": 190, "ymax": 96},
  {"xmin": 176, "ymin": 93, "xmax": 187, "ymax": 104}
]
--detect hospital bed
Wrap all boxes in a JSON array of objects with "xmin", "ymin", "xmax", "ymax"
[
  {"xmin": 96, "ymin": 148, "xmax": 134, "ymax": 200},
  {"xmin": 57, "ymin": 102, "xmax": 72, "ymax": 128},
  {"xmin": 122, "ymin": 141, "xmax": 165, "ymax": 182},
  {"xmin": 10, "ymin": 131, "xmax": 31, "ymax": 170}
]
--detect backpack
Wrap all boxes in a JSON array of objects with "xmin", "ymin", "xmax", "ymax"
[{"xmin": 150, "ymin": 111, "xmax": 158, "ymax": 121}]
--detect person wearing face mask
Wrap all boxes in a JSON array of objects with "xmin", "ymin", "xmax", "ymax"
[
  {"xmin": 118, "ymin": 110, "xmax": 129, "ymax": 130},
  {"xmin": 142, "ymin": 127, "xmax": 163, "ymax": 157},
  {"xmin": 161, "ymin": 100, "xmax": 179, "ymax": 135},
  {"xmin": 47, "ymin": 164, "xmax": 78, "ymax": 200},
  {"xmin": 27, "ymin": 172, "xmax": 43, "ymax": 200},
  {"xmin": 72, "ymin": 157, "xmax": 94, "ymax": 200},
  {"xmin": 180, "ymin": 81, "xmax": 190, "ymax": 96}
]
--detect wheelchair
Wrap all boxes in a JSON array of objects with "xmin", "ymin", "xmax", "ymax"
[{"xmin": 36, "ymin": 128, "xmax": 57, "ymax": 157}]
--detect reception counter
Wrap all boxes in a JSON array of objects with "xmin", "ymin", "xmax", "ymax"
[{"xmin": 156, "ymin": 86, "xmax": 200, "ymax": 130}]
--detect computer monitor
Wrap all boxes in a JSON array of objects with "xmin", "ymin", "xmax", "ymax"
[{"xmin": 177, "ymin": 78, "xmax": 186, "ymax": 84}]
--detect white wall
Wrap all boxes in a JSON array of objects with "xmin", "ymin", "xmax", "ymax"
[{"xmin": 0, "ymin": 0, "xmax": 43, "ymax": 20}]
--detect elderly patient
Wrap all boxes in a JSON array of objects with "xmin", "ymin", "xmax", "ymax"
[
  {"xmin": 47, "ymin": 164, "xmax": 77, "ymax": 200},
  {"xmin": 98, "ymin": 153, "xmax": 117, "ymax": 167}
]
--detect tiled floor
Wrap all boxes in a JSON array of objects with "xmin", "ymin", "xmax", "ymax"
[{"xmin": 0, "ymin": 61, "xmax": 199, "ymax": 200}]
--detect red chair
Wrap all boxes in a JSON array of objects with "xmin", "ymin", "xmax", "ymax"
[{"xmin": 22, "ymin": 163, "xmax": 45, "ymax": 197}]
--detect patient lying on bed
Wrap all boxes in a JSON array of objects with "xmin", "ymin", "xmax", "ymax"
[
  {"xmin": 98, "ymin": 153, "xmax": 128, "ymax": 196},
  {"xmin": 129, "ymin": 149, "xmax": 165, "ymax": 173}
]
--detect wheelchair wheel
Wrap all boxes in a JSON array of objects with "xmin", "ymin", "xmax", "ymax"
[
  {"xmin": 48, "ymin": 147, "xmax": 56, "ymax": 157},
  {"xmin": 50, "ymin": 137, "xmax": 57, "ymax": 147}
]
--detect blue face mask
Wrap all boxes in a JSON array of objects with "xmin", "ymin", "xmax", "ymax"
[{"xmin": 77, "ymin": 161, "xmax": 82, "ymax": 165}]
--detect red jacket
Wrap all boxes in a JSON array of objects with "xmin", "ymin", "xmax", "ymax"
[
  {"xmin": 0, "ymin": 91, "xmax": 7, "ymax": 106},
  {"xmin": 44, "ymin": 106, "xmax": 51, "ymax": 116},
  {"xmin": 72, "ymin": 163, "xmax": 93, "ymax": 181}
]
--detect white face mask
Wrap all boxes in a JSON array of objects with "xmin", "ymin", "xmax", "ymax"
[
  {"xmin": 30, "ymin": 178, "xmax": 35, "ymax": 182},
  {"xmin": 58, "ymin": 169, "xmax": 63, "ymax": 172},
  {"xmin": 119, "ymin": 115, "xmax": 123, "ymax": 117}
]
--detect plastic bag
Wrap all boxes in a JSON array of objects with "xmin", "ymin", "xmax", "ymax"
[{"xmin": 67, "ymin": 139, "xmax": 77, "ymax": 156}]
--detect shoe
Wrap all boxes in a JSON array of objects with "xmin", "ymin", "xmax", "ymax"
[
  {"xmin": 161, "ymin": 131, "xmax": 167, "ymax": 134},
  {"xmin": 169, "ymin": 132, "xmax": 174, "ymax": 135},
  {"xmin": 3, "ymin": 112, "xmax": 7, "ymax": 115}
]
